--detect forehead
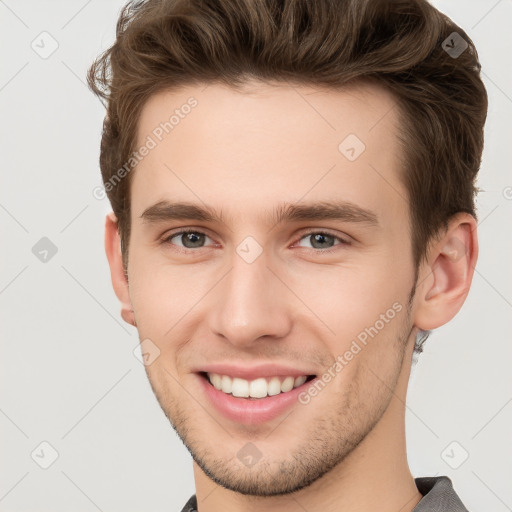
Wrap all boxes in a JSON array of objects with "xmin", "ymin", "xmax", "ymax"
[{"xmin": 130, "ymin": 80, "xmax": 406, "ymax": 225}]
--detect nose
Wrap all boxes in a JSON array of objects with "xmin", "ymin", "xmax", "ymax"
[{"xmin": 207, "ymin": 248, "xmax": 293, "ymax": 347}]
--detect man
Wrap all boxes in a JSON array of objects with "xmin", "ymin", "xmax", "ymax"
[{"xmin": 88, "ymin": 0, "xmax": 487, "ymax": 510}]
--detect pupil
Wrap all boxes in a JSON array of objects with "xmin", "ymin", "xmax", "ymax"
[
  {"xmin": 183, "ymin": 232, "xmax": 204, "ymax": 248},
  {"xmin": 312, "ymin": 233, "xmax": 333, "ymax": 249}
]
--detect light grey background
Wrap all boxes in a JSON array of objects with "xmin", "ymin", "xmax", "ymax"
[{"xmin": 1, "ymin": 1, "xmax": 511, "ymax": 511}]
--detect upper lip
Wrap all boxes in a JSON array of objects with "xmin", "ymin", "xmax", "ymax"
[{"xmin": 196, "ymin": 363, "xmax": 317, "ymax": 381}]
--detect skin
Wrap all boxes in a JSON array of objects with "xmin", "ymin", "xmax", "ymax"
[{"xmin": 105, "ymin": 80, "xmax": 478, "ymax": 512}]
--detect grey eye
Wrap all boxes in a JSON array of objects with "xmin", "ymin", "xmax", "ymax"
[{"xmin": 167, "ymin": 231, "xmax": 210, "ymax": 248}]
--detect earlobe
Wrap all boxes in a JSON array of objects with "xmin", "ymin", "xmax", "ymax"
[
  {"xmin": 414, "ymin": 214, "xmax": 478, "ymax": 331},
  {"xmin": 104, "ymin": 212, "xmax": 136, "ymax": 327}
]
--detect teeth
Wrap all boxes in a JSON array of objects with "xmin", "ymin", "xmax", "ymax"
[
  {"xmin": 221, "ymin": 375, "xmax": 232, "ymax": 394},
  {"xmin": 281, "ymin": 376, "xmax": 295, "ymax": 392},
  {"xmin": 249, "ymin": 378, "xmax": 268, "ymax": 398},
  {"xmin": 232, "ymin": 378, "xmax": 249, "ymax": 398},
  {"xmin": 267, "ymin": 377, "xmax": 282, "ymax": 396},
  {"xmin": 206, "ymin": 373, "xmax": 309, "ymax": 398},
  {"xmin": 211, "ymin": 373, "xmax": 222, "ymax": 390}
]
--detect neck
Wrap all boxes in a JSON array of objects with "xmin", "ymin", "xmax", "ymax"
[{"xmin": 192, "ymin": 341, "xmax": 422, "ymax": 512}]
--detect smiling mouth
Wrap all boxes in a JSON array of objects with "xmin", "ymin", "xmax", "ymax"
[{"xmin": 199, "ymin": 371, "xmax": 316, "ymax": 399}]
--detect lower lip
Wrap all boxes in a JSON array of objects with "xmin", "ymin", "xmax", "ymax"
[{"xmin": 197, "ymin": 374, "xmax": 317, "ymax": 425}]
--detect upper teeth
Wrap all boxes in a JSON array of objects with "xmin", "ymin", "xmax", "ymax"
[{"xmin": 207, "ymin": 373, "xmax": 308, "ymax": 398}]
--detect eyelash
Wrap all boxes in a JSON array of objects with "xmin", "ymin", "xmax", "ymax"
[{"xmin": 160, "ymin": 228, "xmax": 350, "ymax": 254}]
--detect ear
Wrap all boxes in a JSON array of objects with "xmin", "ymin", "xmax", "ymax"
[
  {"xmin": 104, "ymin": 211, "xmax": 136, "ymax": 326},
  {"xmin": 414, "ymin": 212, "xmax": 478, "ymax": 331}
]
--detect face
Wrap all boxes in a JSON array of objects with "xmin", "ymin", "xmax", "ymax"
[{"xmin": 125, "ymin": 80, "xmax": 418, "ymax": 496}]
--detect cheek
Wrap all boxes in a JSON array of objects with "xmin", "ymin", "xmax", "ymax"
[
  {"xmin": 127, "ymin": 252, "xmax": 219, "ymax": 366},
  {"xmin": 128, "ymin": 242, "xmax": 199, "ymax": 310},
  {"xmin": 323, "ymin": 302, "xmax": 409, "ymax": 413},
  {"xmin": 128, "ymin": 258, "xmax": 183, "ymax": 339},
  {"xmin": 130, "ymin": 276, "xmax": 171, "ymax": 329},
  {"xmin": 288, "ymin": 260, "xmax": 408, "ymax": 340}
]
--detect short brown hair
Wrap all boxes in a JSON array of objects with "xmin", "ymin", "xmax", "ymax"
[{"xmin": 88, "ymin": 0, "xmax": 487, "ymax": 290}]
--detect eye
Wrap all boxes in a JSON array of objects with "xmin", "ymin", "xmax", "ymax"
[
  {"xmin": 295, "ymin": 231, "xmax": 349, "ymax": 251},
  {"xmin": 161, "ymin": 229, "xmax": 350, "ymax": 253},
  {"xmin": 162, "ymin": 229, "xmax": 214, "ymax": 249}
]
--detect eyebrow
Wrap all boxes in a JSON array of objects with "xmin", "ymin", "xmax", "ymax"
[{"xmin": 140, "ymin": 200, "xmax": 379, "ymax": 227}]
